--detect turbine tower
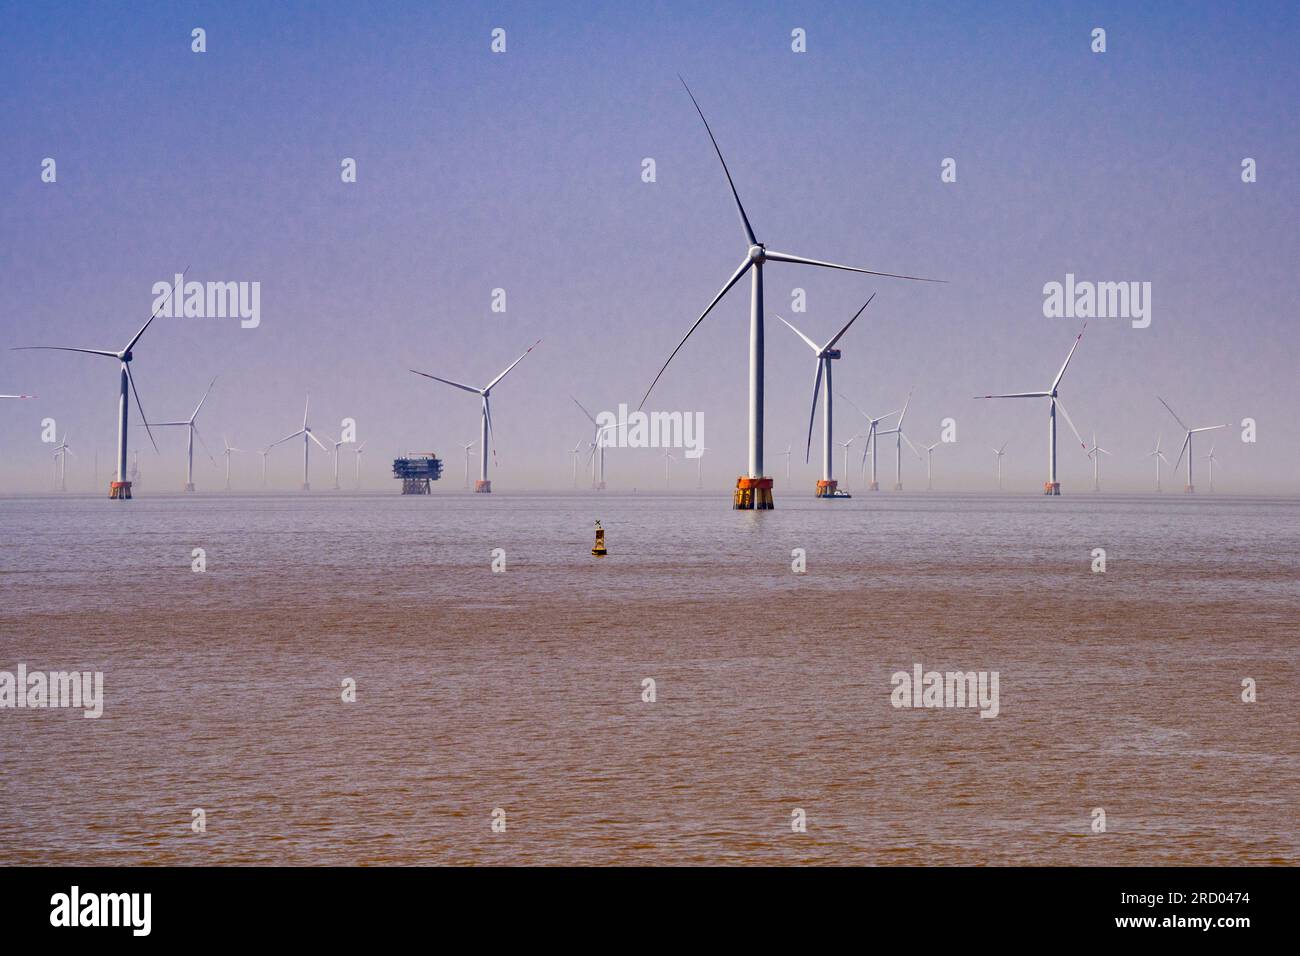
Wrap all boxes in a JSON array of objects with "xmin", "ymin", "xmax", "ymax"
[
  {"xmin": 1147, "ymin": 436, "xmax": 1168, "ymax": 492},
  {"xmin": 460, "ymin": 441, "xmax": 476, "ymax": 490},
  {"xmin": 146, "ymin": 376, "xmax": 217, "ymax": 492},
  {"xmin": 13, "ymin": 281, "xmax": 181, "ymax": 499},
  {"xmin": 221, "ymin": 435, "xmax": 246, "ymax": 491},
  {"xmin": 663, "ymin": 449, "xmax": 675, "ymax": 489},
  {"xmin": 1159, "ymin": 397, "xmax": 1229, "ymax": 494},
  {"xmin": 53, "ymin": 432, "xmax": 73, "ymax": 492},
  {"xmin": 876, "ymin": 387, "xmax": 921, "ymax": 491},
  {"xmin": 836, "ymin": 435, "xmax": 859, "ymax": 492},
  {"xmin": 776, "ymin": 294, "xmax": 874, "ymax": 498},
  {"xmin": 976, "ymin": 324, "xmax": 1088, "ymax": 495},
  {"xmin": 840, "ymin": 395, "xmax": 900, "ymax": 491},
  {"xmin": 409, "ymin": 340, "xmax": 540, "ymax": 493},
  {"xmin": 992, "ymin": 442, "xmax": 1008, "ymax": 491},
  {"xmin": 921, "ymin": 440, "xmax": 941, "ymax": 491},
  {"xmin": 571, "ymin": 397, "xmax": 608, "ymax": 489},
  {"xmin": 781, "ymin": 444, "xmax": 792, "ymax": 482},
  {"xmin": 639, "ymin": 77, "xmax": 940, "ymax": 510},
  {"xmin": 1086, "ymin": 431, "xmax": 1111, "ymax": 491},
  {"xmin": 269, "ymin": 394, "xmax": 329, "ymax": 491},
  {"xmin": 325, "ymin": 435, "xmax": 349, "ymax": 490},
  {"xmin": 569, "ymin": 440, "xmax": 583, "ymax": 488},
  {"xmin": 1205, "ymin": 444, "xmax": 1219, "ymax": 493},
  {"xmin": 353, "ymin": 440, "xmax": 366, "ymax": 490},
  {"xmin": 259, "ymin": 447, "xmax": 271, "ymax": 488}
]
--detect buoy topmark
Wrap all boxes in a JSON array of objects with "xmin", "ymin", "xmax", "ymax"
[{"xmin": 591, "ymin": 520, "xmax": 607, "ymax": 556}]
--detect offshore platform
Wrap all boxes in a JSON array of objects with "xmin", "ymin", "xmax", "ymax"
[{"xmin": 392, "ymin": 453, "xmax": 443, "ymax": 494}]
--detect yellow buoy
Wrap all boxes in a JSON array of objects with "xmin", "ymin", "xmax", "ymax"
[{"xmin": 591, "ymin": 520, "xmax": 607, "ymax": 556}]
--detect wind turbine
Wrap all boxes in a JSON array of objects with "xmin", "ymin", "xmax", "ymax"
[
  {"xmin": 220, "ymin": 435, "xmax": 245, "ymax": 491},
  {"xmin": 259, "ymin": 447, "xmax": 271, "ymax": 487},
  {"xmin": 782, "ymin": 444, "xmax": 792, "ymax": 482},
  {"xmin": 1086, "ymin": 431, "xmax": 1111, "ymax": 491},
  {"xmin": 53, "ymin": 432, "xmax": 73, "ymax": 492},
  {"xmin": 409, "ymin": 340, "xmax": 541, "ymax": 494},
  {"xmin": 13, "ymin": 279, "xmax": 182, "ymax": 499},
  {"xmin": 663, "ymin": 449, "xmax": 676, "ymax": 489},
  {"xmin": 326, "ymin": 435, "xmax": 349, "ymax": 490},
  {"xmin": 921, "ymin": 440, "xmax": 941, "ymax": 491},
  {"xmin": 353, "ymin": 440, "xmax": 366, "ymax": 490},
  {"xmin": 569, "ymin": 440, "xmax": 584, "ymax": 488},
  {"xmin": 459, "ymin": 441, "xmax": 476, "ymax": 490},
  {"xmin": 840, "ymin": 395, "xmax": 900, "ymax": 492},
  {"xmin": 976, "ymin": 324, "xmax": 1088, "ymax": 495},
  {"xmin": 1147, "ymin": 436, "xmax": 1169, "ymax": 492},
  {"xmin": 638, "ymin": 77, "xmax": 941, "ymax": 510},
  {"xmin": 836, "ymin": 435, "xmax": 860, "ymax": 492},
  {"xmin": 269, "ymin": 394, "xmax": 329, "ymax": 491},
  {"xmin": 992, "ymin": 442, "xmax": 1008, "ymax": 491},
  {"xmin": 776, "ymin": 294, "xmax": 874, "ymax": 498},
  {"xmin": 1205, "ymin": 444, "xmax": 1220, "ymax": 493},
  {"xmin": 876, "ymin": 387, "xmax": 921, "ymax": 491},
  {"xmin": 145, "ymin": 376, "xmax": 217, "ymax": 492},
  {"xmin": 571, "ymin": 397, "xmax": 609, "ymax": 490},
  {"xmin": 1159, "ymin": 397, "xmax": 1230, "ymax": 494},
  {"xmin": 695, "ymin": 446, "xmax": 710, "ymax": 489}
]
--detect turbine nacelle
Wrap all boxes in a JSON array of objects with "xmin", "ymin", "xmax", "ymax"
[{"xmin": 747, "ymin": 244, "xmax": 767, "ymax": 264}]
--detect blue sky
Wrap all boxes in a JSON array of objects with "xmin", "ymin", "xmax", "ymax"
[{"xmin": 1, "ymin": 1, "xmax": 1296, "ymax": 492}]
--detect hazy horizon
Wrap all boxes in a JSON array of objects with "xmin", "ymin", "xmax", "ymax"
[{"xmin": 2, "ymin": 1, "xmax": 1297, "ymax": 495}]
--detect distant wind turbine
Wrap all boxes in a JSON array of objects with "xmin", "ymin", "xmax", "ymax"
[
  {"xmin": 836, "ymin": 435, "xmax": 860, "ymax": 492},
  {"xmin": 460, "ymin": 441, "xmax": 476, "ymax": 490},
  {"xmin": 409, "ymin": 340, "xmax": 540, "ymax": 493},
  {"xmin": 638, "ymin": 77, "xmax": 941, "ymax": 510},
  {"xmin": 1086, "ymin": 431, "xmax": 1111, "ymax": 491},
  {"xmin": 1147, "ymin": 435, "xmax": 1169, "ymax": 492},
  {"xmin": 53, "ymin": 432, "xmax": 73, "ymax": 492},
  {"xmin": 569, "ymin": 440, "xmax": 583, "ymax": 488},
  {"xmin": 353, "ymin": 440, "xmax": 366, "ymax": 490},
  {"xmin": 1159, "ymin": 397, "xmax": 1230, "ymax": 494},
  {"xmin": 876, "ymin": 387, "xmax": 922, "ymax": 491},
  {"xmin": 663, "ymin": 449, "xmax": 675, "ymax": 489},
  {"xmin": 976, "ymin": 324, "xmax": 1088, "ymax": 495},
  {"xmin": 221, "ymin": 434, "xmax": 246, "ymax": 491},
  {"xmin": 993, "ymin": 442, "xmax": 1008, "ymax": 491},
  {"xmin": 268, "ymin": 393, "xmax": 329, "ymax": 491},
  {"xmin": 696, "ymin": 446, "xmax": 710, "ymax": 489},
  {"xmin": 1205, "ymin": 444, "xmax": 1220, "ymax": 493},
  {"xmin": 921, "ymin": 440, "xmax": 941, "ymax": 491},
  {"xmin": 776, "ymin": 294, "xmax": 874, "ymax": 498},
  {"xmin": 146, "ymin": 376, "xmax": 218, "ymax": 492},
  {"xmin": 840, "ymin": 395, "xmax": 900, "ymax": 491},
  {"xmin": 571, "ymin": 397, "xmax": 609, "ymax": 489},
  {"xmin": 782, "ymin": 444, "xmax": 792, "ymax": 482}
]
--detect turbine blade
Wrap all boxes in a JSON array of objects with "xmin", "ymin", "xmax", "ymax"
[
  {"xmin": 11, "ymin": 346, "xmax": 117, "ymax": 357},
  {"xmin": 193, "ymin": 423, "xmax": 217, "ymax": 465},
  {"xmin": 902, "ymin": 432, "xmax": 922, "ymax": 460},
  {"xmin": 483, "ymin": 397, "xmax": 498, "ymax": 465},
  {"xmin": 837, "ymin": 391, "xmax": 872, "ymax": 422},
  {"xmin": 975, "ymin": 392, "xmax": 1049, "ymax": 399},
  {"xmin": 410, "ymin": 370, "xmax": 481, "ymax": 394},
  {"xmin": 897, "ymin": 387, "xmax": 915, "ymax": 429},
  {"xmin": 804, "ymin": 360, "xmax": 824, "ymax": 464},
  {"xmin": 639, "ymin": 257, "xmax": 752, "ymax": 409},
  {"xmin": 1190, "ymin": 424, "xmax": 1230, "ymax": 433},
  {"xmin": 1054, "ymin": 397, "xmax": 1087, "ymax": 449},
  {"xmin": 1173, "ymin": 433, "xmax": 1191, "ymax": 471},
  {"xmin": 302, "ymin": 393, "xmax": 310, "ymax": 430},
  {"xmin": 191, "ymin": 375, "xmax": 218, "ymax": 421},
  {"xmin": 1157, "ymin": 396, "xmax": 1189, "ymax": 432},
  {"xmin": 570, "ymin": 396, "xmax": 599, "ymax": 426},
  {"xmin": 763, "ymin": 249, "xmax": 944, "ymax": 283},
  {"xmin": 125, "ymin": 364, "xmax": 159, "ymax": 453},
  {"xmin": 485, "ymin": 339, "xmax": 541, "ymax": 392},
  {"xmin": 1050, "ymin": 322, "xmax": 1087, "ymax": 392},
  {"xmin": 270, "ymin": 429, "xmax": 305, "ymax": 448},
  {"xmin": 824, "ymin": 293, "xmax": 875, "ymax": 351},
  {"xmin": 678, "ymin": 75, "xmax": 756, "ymax": 246},
  {"xmin": 308, "ymin": 431, "xmax": 330, "ymax": 452},
  {"xmin": 774, "ymin": 313, "xmax": 821, "ymax": 354},
  {"xmin": 125, "ymin": 264, "xmax": 187, "ymax": 354}
]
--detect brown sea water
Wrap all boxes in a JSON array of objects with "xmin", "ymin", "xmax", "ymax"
[{"xmin": 1, "ymin": 491, "xmax": 1296, "ymax": 865}]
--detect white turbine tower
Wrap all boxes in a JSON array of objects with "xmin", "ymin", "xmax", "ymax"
[
  {"xmin": 571, "ymin": 397, "xmax": 608, "ymax": 489},
  {"xmin": 220, "ymin": 435, "xmax": 246, "ymax": 491},
  {"xmin": 1205, "ymin": 444, "xmax": 1220, "ymax": 493},
  {"xmin": 1086, "ymin": 431, "xmax": 1111, "ymax": 491},
  {"xmin": 146, "ymin": 376, "xmax": 218, "ymax": 492},
  {"xmin": 569, "ymin": 440, "xmax": 583, "ymax": 488},
  {"xmin": 639, "ymin": 78, "xmax": 940, "ymax": 510},
  {"xmin": 992, "ymin": 442, "xmax": 1008, "ymax": 491},
  {"xmin": 410, "ymin": 340, "xmax": 540, "ymax": 494},
  {"xmin": 353, "ymin": 440, "xmax": 367, "ymax": 490},
  {"xmin": 776, "ymin": 294, "xmax": 874, "ymax": 498},
  {"xmin": 695, "ymin": 446, "xmax": 710, "ymax": 489},
  {"xmin": 921, "ymin": 440, "xmax": 941, "ymax": 491},
  {"xmin": 876, "ymin": 388, "xmax": 922, "ymax": 491},
  {"xmin": 259, "ymin": 447, "xmax": 271, "ymax": 488},
  {"xmin": 459, "ymin": 441, "xmax": 476, "ymax": 490},
  {"xmin": 782, "ymin": 444, "xmax": 792, "ymax": 482},
  {"xmin": 269, "ymin": 394, "xmax": 329, "ymax": 491},
  {"xmin": 1158, "ymin": 397, "xmax": 1229, "ymax": 494},
  {"xmin": 325, "ymin": 435, "xmax": 349, "ymax": 490},
  {"xmin": 839, "ymin": 395, "xmax": 901, "ymax": 492},
  {"xmin": 13, "ymin": 283, "xmax": 182, "ymax": 499},
  {"xmin": 976, "ymin": 324, "xmax": 1088, "ymax": 495},
  {"xmin": 663, "ymin": 449, "xmax": 676, "ymax": 489},
  {"xmin": 836, "ymin": 435, "xmax": 860, "ymax": 492},
  {"xmin": 53, "ymin": 432, "xmax": 73, "ymax": 492},
  {"xmin": 1147, "ymin": 435, "xmax": 1169, "ymax": 492}
]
